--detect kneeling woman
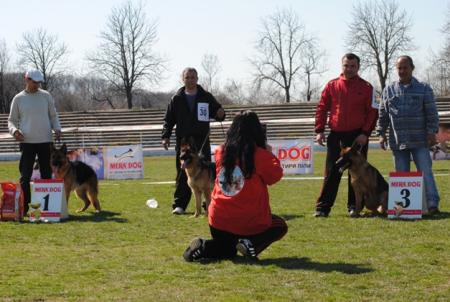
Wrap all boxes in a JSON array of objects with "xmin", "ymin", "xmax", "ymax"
[{"xmin": 183, "ymin": 110, "xmax": 287, "ymax": 261}]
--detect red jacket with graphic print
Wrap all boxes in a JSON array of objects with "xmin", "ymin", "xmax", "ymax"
[
  {"xmin": 208, "ymin": 145, "xmax": 283, "ymax": 235},
  {"xmin": 315, "ymin": 74, "xmax": 378, "ymax": 136}
]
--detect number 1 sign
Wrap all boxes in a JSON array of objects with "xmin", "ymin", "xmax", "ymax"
[
  {"xmin": 387, "ymin": 172, "xmax": 426, "ymax": 219},
  {"xmin": 31, "ymin": 179, "xmax": 68, "ymax": 222}
]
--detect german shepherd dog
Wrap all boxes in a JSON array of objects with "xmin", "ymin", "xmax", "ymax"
[
  {"xmin": 338, "ymin": 142, "xmax": 388, "ymax": 217},
  {"xmin": 179, "ymin": 138, "xmax": 215, "ymax": 217},
  {"xmin": 51, "ymin": 144, "xmax": 101, "ymax": 213}
]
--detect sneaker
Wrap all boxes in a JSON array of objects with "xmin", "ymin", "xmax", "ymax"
[
  {"xmin": 236, "ymin": 239, "xmax": 258, "ymax": 260},
  {"xmin": 349, "ymin": 209, "xmax": 359, "ymax": 218},
  {"xmin": 172, "ymin": 207, "xmax": 185, "ymax": 215},
  {"xmin": 183, "ymin": 238, "xmax": 204, "ymax": 262},
  {"xmin": 313, "ymin": 210, "xmax": 329, "ymax": 217}
]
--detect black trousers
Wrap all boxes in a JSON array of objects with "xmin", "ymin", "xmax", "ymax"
[
  {"xmin": 315, "ymin": 130, "xmax": 368, "ymax": 214},
  {"xmin": 19, "ymin": 142, "xmax": 53, "ymax": 214},
  {"xmin": 173, "ymin": 135, "xmax": 211, "ymax": 210},
  {"xmin": 203, "ymin": 215, "xmax": 288, "ymax": 259}
]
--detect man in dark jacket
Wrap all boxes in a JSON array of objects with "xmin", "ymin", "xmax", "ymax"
[{"xmin": 162, "ymin": 67, "xmax": 225, "ymax": 214}]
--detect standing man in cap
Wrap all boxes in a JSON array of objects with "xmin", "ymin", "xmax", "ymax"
[
  {"xmin": 8, "ymin": 69, "xmax": 62, "ymax": 215},
  {"xmin": 162, "ymin": 67, "xmax": 225, "ymax": 215}
]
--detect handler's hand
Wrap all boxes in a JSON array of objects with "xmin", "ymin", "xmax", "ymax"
[
  {"xmin": 162, "ymin": 138, "xmax": 170, "ymax": 150},
  {"xmin": 427, "ymin": 133, "xmax": 437, "ymax": 147},
  {"xmin": 355, "ymin": 134, "xmax": 368, "ymax": 146},
  {"xmin": 379, "ymin": 135, "xmax": 387, "ymax": 150},
  {"xmin": 13, "ymin": 130, "xmax": 24, "ymax": 142},
  {"xmin": 215, "ymin": 108, "xmax": 225, "ymax": 121},
  {"xmin": 55, "ymin": 130, "xmax": 62, "ymax": 142},
  {"xmin": 316, "ymin": 132, "xmax": 325, "ymax": 146}
]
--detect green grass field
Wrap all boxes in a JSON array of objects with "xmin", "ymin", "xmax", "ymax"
[{"xmin": 0, "ymin": 150, "xmax": 449, "ymax": 302}]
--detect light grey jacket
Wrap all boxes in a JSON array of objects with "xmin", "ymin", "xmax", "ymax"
[{"xmin": 8, "ymin": 89, "xmax": 61, "ymax": 143}]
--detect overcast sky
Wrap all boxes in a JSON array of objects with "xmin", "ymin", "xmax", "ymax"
[{"xmin": 0, "ymin": 0, "xmax": 448, "ymax": 93}]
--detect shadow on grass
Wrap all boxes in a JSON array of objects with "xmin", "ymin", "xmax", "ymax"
[
  {"xmin": 422, "ymin": 211, "xmax": 450, "ymax": 220},
  {"xmin": 387, "ymin": 211, "xmax": 450, "ymax": 221},
  {"xmin": 280, "ymin": 214, "xmax": 303, "ymax": 221},
  {"xmin": 66, "ymin": 210, "xmax": 127, "ymax": 223},
  {"xmin": 233, "ymin": 257, "xmax": 373, "ymax": 274}
]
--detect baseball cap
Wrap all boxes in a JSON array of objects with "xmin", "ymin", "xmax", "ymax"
[{"xmin": 25, "ymin": 69, "xmax": 44, "ymax": 82}]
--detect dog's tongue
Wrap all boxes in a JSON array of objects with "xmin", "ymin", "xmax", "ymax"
[{"xmin": 181, "ymin": 161, "xmax": 186, "ymax": 169}]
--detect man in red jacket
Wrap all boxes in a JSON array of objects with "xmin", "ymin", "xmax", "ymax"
[{"xmin": 314, "ymin": 53, "xmax": 378, "ymax": 217}]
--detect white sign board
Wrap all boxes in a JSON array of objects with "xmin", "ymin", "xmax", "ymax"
[
  {"xmin": 31, "ymin": 179, "xmax": 68, "ymax": 222},
  {"xmin": 103, "ymin": 145, "xmax": 144, "ymax": 179},
  {"xmin": 387, "ymin": 172, "xmax": 425, "ymax": 219},
  {"xmin": 270, "ymin": 139, "xmax": 314, "ymax": 174}
]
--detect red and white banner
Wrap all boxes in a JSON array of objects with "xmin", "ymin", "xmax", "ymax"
[
  {"xmin": 270, "ymin": 139, "xmax": 313, "ymax": 174},
  {"xmin": 31, "ymin": 179, "xmax": 68, "ymax": 222},
  {"xmin": 387, "ymin": 172, "xmax": 425, "ymax": 219},
  {"xmin": 103, "ymin": 145, "xmax": 144, "ymax": 179}
]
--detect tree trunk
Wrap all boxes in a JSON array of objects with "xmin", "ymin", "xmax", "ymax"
[
  {"xmin": 0, "ymin": 72, "xmax": 5, "ymax": 113},
  {"xmin": 126, "ymin": 88, "xmax": 133, "ymax": 109},
  {"xmin": 285, "ymin": 87, "xmax": 290, "ymax": 103},
  {"xmin": 306, "ymin": 71, "xmax": 311, "ymax": 102}
]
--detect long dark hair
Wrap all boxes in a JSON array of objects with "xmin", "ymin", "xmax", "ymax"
[{"xmin": 222, "ymin": 110, "xmax": 266, "ymax": 184}]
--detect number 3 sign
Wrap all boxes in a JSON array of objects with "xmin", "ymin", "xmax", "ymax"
[
  {"xmin": 31, "ymin": 179, "xmax": 68, "ymax": 222},
  {"xmin": 387, "ymin": 172, "xmax": 426, "ymax": 219}
]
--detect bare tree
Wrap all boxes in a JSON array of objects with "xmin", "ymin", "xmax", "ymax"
[
  {"xmin": 438, "ymin": 5, "xmax": 450, "ymax": 95},
  {"xmin": 346, "ymin": 0, "xmax": 413, "ymax": 90},
  {"xmin": 88, "ymin": 1, "xmax": 165, "ymax": 109},
  {"xmin": 300, "ymin": 40, "xmax": 326, "ymax": 101},
  {"xmin": 85, "ymin": 77, "xmax": 118, "ymax": 109},
  {"xmin": 200, "ymin": 53, "xmax": 221, "ymax": 93},
  {"xmin": 0, "ymin": 39, "xmax": 10, "ymax": 113},
  {"xmin": 425, "ymin": 6, "xmax": 450, "ymax": 97},
  {"xmin": 250, "ymin": 8, "xmax": 315, "ymax": 103},
  {"xmin": 16, "ymin": 28, "xmax": 68, "ymax": 91},
  {"xmin": 222, "ymin": 79, "xmax": 248, "ymax": 104}
]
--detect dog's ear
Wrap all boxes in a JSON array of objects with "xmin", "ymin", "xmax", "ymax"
[
  {"xmin": 61, "ymin": 143, "xmax": 67, "ymax": 154},
  {"xmin": 188, "ymin": 137, "xmax": 198, "ymax": 152},
  {"xmin": 350, "ymin": 140, "xmax": 360, "ymax": 152}
]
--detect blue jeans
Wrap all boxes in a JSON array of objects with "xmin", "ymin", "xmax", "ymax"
[{"xmin": 392, "ymin": 147, "xmax": 440, "ymax": 209}]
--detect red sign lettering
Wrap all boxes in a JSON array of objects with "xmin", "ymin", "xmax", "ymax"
[{"xmin": 277, "ymin": 146, "xmax": 311, "ymax": 160}]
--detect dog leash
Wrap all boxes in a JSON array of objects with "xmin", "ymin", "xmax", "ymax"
[{"xmin": 198, "ymin": 130, "xmax": 210, "ymax": 156}]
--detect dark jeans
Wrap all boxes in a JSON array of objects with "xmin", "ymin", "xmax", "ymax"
[
  {"xmin": 19, "ymin": 142, "xmax": 53, "ymax": 214},
  {"xmin": 173, "ymin": 135, "xmax": 211, "ymax": 210},
  {"xmin": 315, "ymin": 130, "xmax": 368, "ymax": 214},
  {"xmin": 202, "ymin": 215, "xmax": 288, "ymax": 259}
]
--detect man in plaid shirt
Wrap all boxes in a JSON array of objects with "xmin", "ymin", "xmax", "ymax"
[{"xmin": 377, "ymin": 55, "xmax": 440, "ymax": 214}]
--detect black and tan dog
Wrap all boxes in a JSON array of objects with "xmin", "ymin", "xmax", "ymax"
[
  {"xmin": 179, "ymin": 138, "xmax": 215, "ymax": 217},
  {"xmin": 51, "ymin": 144, "xmax": 101, "ymax": 213},
  {"xmin": 338, "ymin": 142, "xmax": 388, "ymax": 217}
]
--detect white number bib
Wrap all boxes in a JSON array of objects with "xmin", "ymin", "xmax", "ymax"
[{"xmin": 197, "ymin": 103, "xmax": 209, "ymax": 122}]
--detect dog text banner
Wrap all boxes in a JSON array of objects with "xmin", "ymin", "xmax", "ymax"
[
  {"xmin": 103, "ymin": 145, "xmax": 144, "ymax": 179},
  {"xmin": 270, "ymin": 139, "xmax": 314, "ymax": 174},
  {"xmin": 387, "ymin": 172, "xmax": 426, "ymax": 220},
  {"xmin": 31, "ymin": 179, "xmax": 68, "ymax": 222}
]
